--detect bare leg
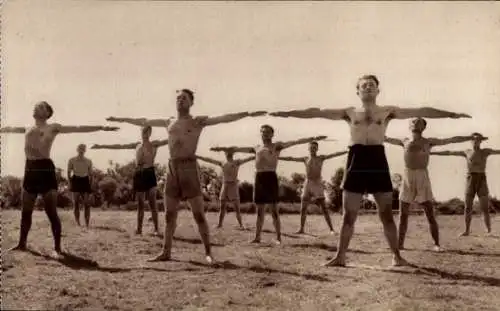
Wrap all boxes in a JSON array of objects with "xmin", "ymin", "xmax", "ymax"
[
  {"xmin": 461, "ymin": 193, "xmax": 474, "ymax": 236},
  {"xmin": 10, "ymin": 190, "xmax": 37, "ymax": 251},
  {"xmin": 270, "ymin": 203, "xmax": 281, "ymax": 243},
  {"xmin": 234, "ymin": 201, "xmax": 245, "ymax": 229},
  {"xmin": 478, "ymin": 195, "xmax": 491, "ymax": 233},
  {"xmin": 374, "ymin": 192, "xmax": 408, "ymax": 266},
  {"xmin": 188, "ymin": 196, "xmax": 213, "ymax": 263},
  {"xmin": 147, "ymin": 188, "xmax": 159, "ymax": 234},
  {"xmin": 422, "ymin": 201, "xmax": 440, "ymax": 249},
  {"xmin": 398, "ymin": 201, "xmax": 410, "ymax": 249},
  {"xmin": 42, "ymin": 190, "xmax": 62, "ymax": 255},
  {"xmin": 217, "ymin": 200, "xmax": 226, "ymax": 228},
  {"xmin": 296, "ymin": 199, "xmax": 308, "ymax": 234},
  {"xmin": 318, "ymin": 199, "xmax": 334, "ymax": 233},
  {"xmin": 148, "ymin": 195, "xmax": 179, "ymax": 262},
  {"xmin": 324, "ymin": 191, "xmax": 362, "ymax": 266},
  {"xmin": 83, "ymin": 193, "xmax": 91, "ymax": 228},
  {"xmin": 252, "ymin": 204, "xmax": 265, "ymax": 243},
  {"xmin": 72, "ymin": 193, "xmax": 81, "ymax": 226},
  {"xmin": 136, "ymin": 192, "xmax": 146, "ymax": 234}
]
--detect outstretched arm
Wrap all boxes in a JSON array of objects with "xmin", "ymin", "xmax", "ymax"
[
  {"xmin": 235, "ymin": 156, "xmax": 256, "ymax": 165},
  {"xmin": 269, "ymin": 107, "xmax": 350, "ymax": 121},
  {"xmin": 389, "ymin": 106, "xmax": 471, "ymax": 120},
  {"xmin": 485, "ymin": 148, "xmax": 500, "ymax": 156},
  {"xmin": 106, "ymin": 117, "xmax": 173, "ymax": 127},
  {"xmin": 151, "ymin": 139, "xmax": 169, "ymax": 148},
  {"xmin": 54, "ymin": 124, "xmax": 119, "ymax": 134},
  {"xmin": 278, "ymin": 156, "xmax": 307, "ymax": 162},
  {"xmin": 429, "ymin": 150, "xmax": 466, "ymax": 157},
  {"xmin": 196, "ymin": 155, "xmax": 223, "ymax": 167},
  {"xmin": 322, "ymin": 150, "xmax": 348, "ymax": 160},
  {"xmin": 384, "ymin": 136, "xmax": 404, "ymax": 147},
  {"xmin": 211, "ymin": 146, "xmax": 255, "ymax": 154},
  {"xmin": 428, "ymin": 135, "xmax": 481, "ymax": 146},
  {"xmin": 0, "ymin": 126, "xmax": 26, "ymax": 133},
  {"xmin": 198, "ymin": 110, "xmax": 267, "ymax": 127},
  {"xmin": 278, "ymin": 135, "xmax": 327, "ymax": 150},
  {"xmin": 91, "ymin": 142, "xmax": 139, "ymax": 150}
]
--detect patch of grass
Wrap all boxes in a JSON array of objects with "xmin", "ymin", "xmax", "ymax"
[{"xmin": 2, "ymin": 210, "xmax": 500, "ymax": 310}]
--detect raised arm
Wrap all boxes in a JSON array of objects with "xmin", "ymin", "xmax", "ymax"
[
  {"xmin": 269, "ymin": 108, "xmax": 350, "ymax": 121},
  {"xmin": 321, "ymin": 150, "xmax": 348, "ymax": 160},
  {"xmin": 151, "ymin": 139, "xmax": 169, "ymax": 148},
  {"xmin": 0, "ymin": 126, "xmax": 26, "ymax": 134},
  {"xmin": 235, "ymin": 155, "xmax": 256, "ymax": 165},
  {"xmin": 91, "ymin": 142, "xmax": 139, "ymax": 150},
  {"xmin": 384, "ymin": 136, "xmax": 404, "ymax": 147},
  {"xmin": 278, "ymin": 156, "xmax": 307, "ymax": 162},
  {"xmin": 211, "ymin": 146, "xmax": 255, "ymax": 154},
  {"xmin": 389, "ymin": 106, "xmax": 471, "ymax": 120},
  {"xmin": 54, "ymin": 124, "xmax": 119, "ymax": 134},
  {"xmin": 278, "ymin": 135, "xmax": 327, "ymax": 150},
  {"xmin": 199, "ymin": 111, "xmax": 267, "ymax": 127},
  {"xmin": 485, "ymin": 148, "xmax": 500, "ymax": 156},
  {"xmin": 106, "ymin": 116, "xmax": 172, "ymax": 127},
  {"xmin": 428, "ymin": 135, "xmax": 480, "ymax": 147},
  {"xmin": 195, "ymin": 155, "xmax": 223, "ymax": 167},
  {"xmin": 429, "ymin": 150, "xmax": 466, "ymax": 157}
]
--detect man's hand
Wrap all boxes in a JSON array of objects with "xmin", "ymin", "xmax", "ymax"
[
  {"xmin": 106, "ymin": 117, "xmax": 117, "ymax": 122},
  {"xmin": 269, "ymin": 111, "xmax": 287, "ymax": 117},
  {"xmin": 452, "ymin": 113, "xmax": 472, "ymax": 119},
  {"xmin": 102, "ymin": 126, "xmax": 119, "ymax": 131},
  {"xmin": 249, "ymin": 111, "xmax": 267, "ymax": 117},
  {"xmin": 90, "ymin": 144, "xmax": 99, "ymax": 149},
  {"xmin": 314, "ymin": 135, "xmax": 328, "ymax": 141}
]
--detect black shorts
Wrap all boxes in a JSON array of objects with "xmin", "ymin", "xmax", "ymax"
[
  {"xmin": 133, "ymin": 167, "xmax": 158, "ymax": 192},
  {"xmin": 341, "ymin": 144, "xmax": 393, "ymax": 194},
  {"xmin": 253, "ymin": 171, "xmax": 279, "ymax": 204},
  {"xmin": 23, "ymin": 159, "xmax": 58, "ymax": 195},
  {"xmin": 70, "ymin": 176, "xmax": 92, "ymax": 194}
]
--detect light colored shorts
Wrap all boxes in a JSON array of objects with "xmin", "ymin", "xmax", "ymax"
[
  {"xmin": 400, "ymin": 168, "xmax": 434, "ymax": 204},
  {"xmin": 220, "ymin": 181, "xmax": 239, "ymax": 202},
  {"xmin": 302, "ymin": 179, "xmax": 325, "ymax": 201},
  {"xmin": 164, "ymin": 158, "xmax": 202, "ymax": 200}
]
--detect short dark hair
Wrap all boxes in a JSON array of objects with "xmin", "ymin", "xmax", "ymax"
[
  {"xmin": 142, "ymin": 125, "xmax": 152, "ymax": 133},
  {"xmin": 260, "ymin": 124, "xmax": 274, "ymax": 134},
  {"xmin": 39, "ymin": 101, "xmax": 54, "ymax": 119},
  {"xmin": 180, "ymin": 89, "xmax": 194, "ymax": 101},
  {"xmin": 356, "ymin": 75, "xmax": 380, "ymax": 90},
  {"xmin": 412, "ymin": 117, "xmax": 427, "ymax": 127},
  {"xmin": 309, "ymin": 141, "xmax": 318, "ymax": 147}
]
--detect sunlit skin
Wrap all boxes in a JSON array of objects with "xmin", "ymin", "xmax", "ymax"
[{"xmin": 67, "ymin": 144, "xmax": 93, "ymax": 228}]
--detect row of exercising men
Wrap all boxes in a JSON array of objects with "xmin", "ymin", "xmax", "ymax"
[{"xmin": 2, "ymin": 74, "xmax": 495, "ymax": 266}]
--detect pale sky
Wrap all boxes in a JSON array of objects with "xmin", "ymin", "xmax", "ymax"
[{"xmin": 2, "ymin": 1, "xmax": 500, "ymax": 200}]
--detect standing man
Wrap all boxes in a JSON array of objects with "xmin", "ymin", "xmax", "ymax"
[
  {"xmin": 269, "ymin": 74, "xmax": 471, "ymax": 266},
  {"xmin": 106, "ymin": 89, "xmax": 267, "ymax": 263},
  {"xmin": 1, "ymin": 101, "xmax": 119, "ymax": 258},
  {"xmin": 195, "ymin": 150, "xmax": 255, "ymax": 229},
  {"xmin": 430, "ymin": 133, "xmax": 496, "ymax": 236},
  {"xmin": 384, "ymin": 118, "xmax": 478, "ymax": 251},
  {"xmin": 220, "ymin": 126, "xmax": 327, "ymax": 244},
  {"xmin": 67, "ymin": 144, "xmax": 93, "ymax": 228},
  {"xmin": 91, "ymin": 125, "xmax": 169, "ymax": 236},
  {"xmin": 278, "ymin": 142, "xmax": 347, "ymax": 234}
]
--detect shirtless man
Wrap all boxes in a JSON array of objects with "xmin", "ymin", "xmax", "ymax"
[
  {"xmin": 269, "ymin": 74, "xmax": 471, "ymax": 266},
  {"xmin": 384, "ymin": 118, "xmax": 478, "ymax": 251},
  {"xmin": 430, "ymin": 133, "xmax": 496, "ymax": 236},
  {"xmin": 106, "ymin": 89, "xmax": 267, "ymax": 263},
  {"xmin": 67, "ymin": 144, "xmax": 93, "ymax": 227},
  {"xmin": 195, "ymin": 151, "xmax": 255, "ymax": 229},
  {"xmin": 91, "ymin": 125, "xmax": 169, "ymax": 235},
  {"xmin": 219, "ymin": 126, "xmax": 327, "ymax": 244},
  {"xmin": 278, "ymin": 142, "xmax": 347, "ymax": 234},
  {"xmin": 0, "ymin": 101, "xmax": 119, "ymax": 258}
]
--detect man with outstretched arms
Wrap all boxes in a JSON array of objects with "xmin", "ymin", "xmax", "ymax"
[
  {"xmin": 385, "ymin": 117, "xmax": 478, "ymax": 251},
  {"xmin": 269, "ymin": 74, "xmax": 471, "ymax": 266},
  {"xmin": 279, "ymin": 142, "xmax": 347, "ymax": 234},
  {"xmin": 430, "ymin": 133, "xmax": 495, "ymax": 236},
  {"xmin": 1, "ymin": 101, "xmax": 119, "ymax": 258},
  {"xmin": 92, "ymin": 125, "xmax": 169, "ymax": 235},
  {"xmin": 196, "ymin": 150, "xmax": 255, "ymax": 229},
  {"xmin": 107, "ymin": 89, "xmax": 267, "ymax": 263},
  {"xmin": 67, "ymin": 144, "xmax": 94, "ymax": 228},
  {"xmin": 218, "ymin": 125, "xmax": 327, "ymax": 244}
]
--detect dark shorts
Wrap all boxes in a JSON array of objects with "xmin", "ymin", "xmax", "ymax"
[
  {"xmin": 466, "ymin": 172, "xmax": 489, "ymax": 197},
  {"xmin": 133, "ymin": 167, "xmax": 158, "ymax": 192},
  {"xmin": 342, "ymin": 144, "xmax": 393, "ymax": 194},
  {"xmin": 164, "ymin": 158, "xmax": 202, "ymax": 200},
  {"xmin": 70, "ymin": 176, "xmax": 92, "ymax": 194},
  {"xmin": 23, "ymin": 159, "xmax": 58, "ymax": 195},
  {"xmin": 254, "ymin": 171, "xmax": 279, "ymax": 204}
]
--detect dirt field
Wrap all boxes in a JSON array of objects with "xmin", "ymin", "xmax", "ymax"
[{"xmin": 2, "ymin": 209, "xmax": 500, "ymax": 311}]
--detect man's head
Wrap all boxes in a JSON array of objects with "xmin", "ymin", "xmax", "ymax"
[
  {"xmin": 141, "ymin": 125, "xmax": 152, "ymax": 140},
  {"xmin": 176, "ymin": 89, "xmax": 194, "ymax": 112},
  {"xmin": 77, "ymin": 144, "xmax": 86, "ymax": 156},
  {"xmin": 472, "ymin": 132, "xmax": 484, "ymax": 149},
  {"xmin": 260, "ymin": 124, "xmax": 274, "ymax": 142},
  {"xmin": 33, "ymin": 101, "xmax": 54, "ymax": 121},
  {"xmin": 409, "ymin": 117, "xmax": 427, "ymax": 134},
  {"xmin": 356, "ymin": 74, "xmax": 380, "ymax": 102},
  {"xmin": 308, "ymin": 141, "xmax": 319, "ymax": 155},
  {"xmin": 225, "ymin": 150, "xmax": 234, "ymax": 161}
]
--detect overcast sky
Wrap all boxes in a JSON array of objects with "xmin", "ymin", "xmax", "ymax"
[{"xmin": 2, "ymin": 1, "xmax": 499, "ymax": 200}]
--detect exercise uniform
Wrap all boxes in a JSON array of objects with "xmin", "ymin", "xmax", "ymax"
[
  {"xmin": 464, "ymin": 149, "xmax": 489, "ymax": 198},
  {"xmin": 399, "ymin": 138, "xmax": 434, "ymax": 203},
  {"xmin": 68, "ymin": 156, "xmax": 93, "ymax": 194},
  {"xmin": 220, "ymin": 161, "xmax": 240, "ymax": 202},
  {"xmin": 253, "ymin": 144, "xmax": 280, "ymax": 204}
]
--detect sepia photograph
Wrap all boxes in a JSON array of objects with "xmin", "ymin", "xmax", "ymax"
[{"xmin": 1, "ymin": 1, "xmax": 500, "ymax": 310}]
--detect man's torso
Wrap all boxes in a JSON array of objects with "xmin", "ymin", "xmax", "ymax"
[
  {"xmin": 70, "ymin": 156, "xmax": 92, "ymax": 177},
  {"xmin": 305, "ymin": 156, "xmax": 324, "ymax": 181},
  {"xmin": 255, "ymin": 144, "xmax": 281, "ymax": 172},
  {"xmin": 25, "ymin": 124, "xmax": 57, "ymax": 160},
  {"xmin": 222, "ymin": 161, "xmax": 239, "ymax": 183},
  {"xmin": 465, "ymin": 149, "xmax": 488, "ymax": 173},
  {"xmin": 346, "ymin": 106, "xmax": 392, "ymax": 145},
  {"xmin": 403, "ymin": 137, "xmax": 431, "ymax": 170},
  {"xmin": 167, "ymin": 116, "xmax": 203, "ymax": 159},
  {"xmin": 136, "ymin": 142, "xmax": 157, "ymax": 169}
]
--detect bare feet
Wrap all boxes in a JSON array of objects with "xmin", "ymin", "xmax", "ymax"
[
  {"xmin": 9, "ymin": 244, "xmax": 27, "ymax": 252},
  {"xmin": 432, "ymin": 245, "xmax": 442, "ymax": 252},
  {"xmin": 323, "ymin": 256, "xmax": 346, "ymax": 267},
  {"xmin": 295, "ymin": 230, "xmax": 305, "ymax": 234},
  {"xmin": 237, "ymin": 226, "xmax": 247, "ymax": 231},
  {"xmin": 250, "ymin": 238, "xmax": 261, "ymax": 244},
  {"xmin": 329, "ymin": 230, "xmax": 335, "ymax": 235},
  {"xmin": 391, "ymin": 256, "xmax": 410, "ymax": 267},
  {"xmin": 459, "ymin": 231, "xmax": 470, "ymax": 237},
  {"xmin": 135, "ymin": 229, "xmax": 142, "ymax": 235},
  {"xmin": 49, "ymin": 250, "xmax": 64, "ymax": 260},
  {"xmin": 205, "ymin": 255, "xmax": 214, "ymax": 265},
  {"xmin": 273, "ymin": 239, "xmax": 282, "ymax": 246},
  {"xmin": 147, "ymin": 253, "xmax": 171, "ymax": 262},
  {"xmin": 152, "ymin": 231, "xmax": 161, "ymax": 237}
]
